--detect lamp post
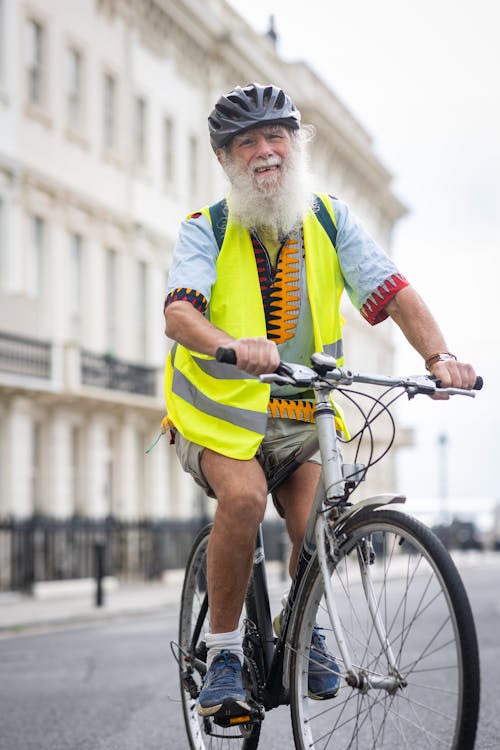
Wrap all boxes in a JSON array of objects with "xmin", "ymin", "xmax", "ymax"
[{"xmin": 437, "ymin": 432, "xmax": 449, "ymax": 527}]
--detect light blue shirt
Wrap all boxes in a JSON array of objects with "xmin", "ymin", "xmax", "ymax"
[{"xmin": 167, "ymin": 196, "xmax": 406, "ymax": 395}]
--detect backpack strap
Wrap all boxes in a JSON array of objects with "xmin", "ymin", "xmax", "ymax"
[
  {"xmin": 208, "ymin": 198, "xmax": 228, "ymax": 251},
  {"xmin": 313, "ymin": 194, "xmax": 337, "ymax": 248}
]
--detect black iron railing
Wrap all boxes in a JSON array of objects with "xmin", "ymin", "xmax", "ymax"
[
  {"xmin": 0, "ymin": 516, "xmax": 286, "ymax": 591},
  {"xmin": 81, "ymin": 351, "xmax": 157, "ymax": 396},
  {"xmin": 0, "ymin": 331, "xmax": 51, "ymax": 379}
]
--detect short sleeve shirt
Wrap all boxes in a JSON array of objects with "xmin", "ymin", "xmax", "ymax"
[{"xmin": 165, "ymin": 196, "xmax": 408, "ymax": 394}]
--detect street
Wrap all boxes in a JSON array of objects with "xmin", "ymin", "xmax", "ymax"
[{"xmin": 0, "ymin": 562, "xmax": 498, "ymax": 749}]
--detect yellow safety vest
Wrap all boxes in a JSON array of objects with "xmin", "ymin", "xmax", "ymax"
[{"xmin": 164, "ymin": 194, "xmax": 345, "ymax": 460}]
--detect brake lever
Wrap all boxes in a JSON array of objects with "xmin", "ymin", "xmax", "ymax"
[{"xmin": 260, "ymin": 373, "xmax": 296, "ymax": 385}]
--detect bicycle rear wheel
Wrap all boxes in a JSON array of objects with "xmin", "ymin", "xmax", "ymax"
[
  {"xmin": 178, "ymin": 524, "xmax": 262, "ymax": 750},
  {"xmin": 290, "ymin": 508, "xmax": 480, "ymax": 750}
]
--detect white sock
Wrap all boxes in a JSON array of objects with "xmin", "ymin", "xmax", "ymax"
[{"xmin": 205, "ymin": 629, "xmax": 244, "ymax": 668}]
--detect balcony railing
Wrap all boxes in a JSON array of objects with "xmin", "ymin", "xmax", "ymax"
[
  {"xmin": 0, "ymin": 333, "xmax": 158, "ymax": 398},
  {"xmin": 81, "ymin": 350, "xmax": 156, "ymax": 396},
  {"xmin": 0, "ymin": 330, "xmax": 51, "ymax": 379}
]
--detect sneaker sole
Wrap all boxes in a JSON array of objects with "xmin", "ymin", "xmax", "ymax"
[
  {"xmin": 197, "ymin": 698, "xmax": 251, "ymax": 717},
  {"xmin": 308, "ymin": 686, "xmax": 340, "ymax": 701}
]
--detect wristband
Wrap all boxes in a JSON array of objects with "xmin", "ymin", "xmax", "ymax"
[{"xmin": 425, "ymin": 352, "xmax": 457, "ymax": 371}]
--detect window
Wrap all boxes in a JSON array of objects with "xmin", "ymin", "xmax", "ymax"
[
  {"xmin": 136, "ymin": 260, "xmax": 147, "ymax": 360},
  {"xmin": 30, "ymin": 422, "xmax": 42, "ymax": 514},
  {"xmin": 66, "ymin": 47, "xmax": 82, "ymax": 131},
  {"xmin": 136, "ymin": 429, "xmax": 146, "ymax": 515},
  {"xmin": 0, "ymin": 0, "xmax": 6, "ymax": 88},
  {"xmin": 134, "ymin": 96, "xmax": 147, "ymax": 166},
  {"xmin": 27, "ymin": 215, "xmax": 44, "ymax": 299},
  {"xmin": 103, "ymin": 72, "xmax": 116, "ymax": 150},
  {"xmin": 0, "ymin": 197, "xmax": 4, "ymax": 287},
  {"xmin": 163, "ymin": 117, "xmax": 175, "ymax": 186},
  {"xmin": 189, "ymin": 135, "xmax": 198, "ymax": 194},
  {"xmin": 104, "ymin": 427, "xmax": 116, "ymax": 516},
  {"xmin": 70, "ymin": 424, "xmax": 82, "ymax": 515},
  {"xmin": 26, "ymin": 18, "xmax": 44, "ymax": 106},
  {"xmin": 69, "ymin": 233, "xmax": 83, "ymax": 340},
  {"xmin": 105, "ymin": 248, "xmax": 117, "ymax": 353}
]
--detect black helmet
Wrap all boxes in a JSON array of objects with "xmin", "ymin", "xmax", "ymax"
[{"xmin": 208, "ymin": 83, "xmax": 301, "ymax": 150}]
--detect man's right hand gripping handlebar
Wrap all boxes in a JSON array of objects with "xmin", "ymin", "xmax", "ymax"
[{"xmin": 215, "ymin": 338, "xmax": 281, "ymax": 377}]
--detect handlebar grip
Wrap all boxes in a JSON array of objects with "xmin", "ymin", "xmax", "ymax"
[
  {"xmin": 215, "ymin": 347, "xmax": 237, "ymax": 365},
  {"xmin": 434, "ymin": 376, "xmax": 483, "ymax": 391}
]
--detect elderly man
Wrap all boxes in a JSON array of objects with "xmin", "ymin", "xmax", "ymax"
[{"xmin": 164, "ymin": 83, "xmax": 476, "ymax": 716}]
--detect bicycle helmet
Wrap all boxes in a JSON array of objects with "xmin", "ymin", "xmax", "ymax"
[{"xmin": 208, "ymin": 83, "xmax": 301, "ymax": 150}]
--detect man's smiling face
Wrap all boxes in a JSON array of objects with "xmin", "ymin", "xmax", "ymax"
[{"xmin": 223, "ymin": 124, "xmax": 292, "ymax": 194}]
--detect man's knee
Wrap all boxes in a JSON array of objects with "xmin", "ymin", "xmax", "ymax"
[{"xmin": 217, "ymin": 485, "xmax": 267, "ymax": 526}]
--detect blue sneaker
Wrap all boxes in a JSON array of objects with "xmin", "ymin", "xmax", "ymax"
[
  {"xmin": 273, "ymin": 614, "xmax": 340, "ymax": 701},
  {"xmin": 308, "ymin": 626, "xmax": 341, "ymax": 700},
  {"xmin": 197, "ymin": 650, "xmax": 250, "ymax": 717}
]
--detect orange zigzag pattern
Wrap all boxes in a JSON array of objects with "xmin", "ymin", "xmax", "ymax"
[{"xmin": 267, "ymin": 237, "xmax": 300, "ymax": 343}]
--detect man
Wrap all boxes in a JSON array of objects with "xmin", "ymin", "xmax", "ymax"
[{"xmin": 164, "ymin": 83, "xmax": 476, "ymax": 716}]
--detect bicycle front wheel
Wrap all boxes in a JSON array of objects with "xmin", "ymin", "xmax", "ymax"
[
  {"xmin": 290, "ymin": 508, "xmax": 480, "ymax": 750},
  {"xmin": 178, "ymin": 524, "xmax": 262, "ymax": 750}
]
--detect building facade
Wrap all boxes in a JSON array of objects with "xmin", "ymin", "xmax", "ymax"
[{"xmin": 0, "ymin": 0, "xmax": 407, "ymax": 587}]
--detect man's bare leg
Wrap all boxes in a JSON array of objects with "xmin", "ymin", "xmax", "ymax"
[
  {"xmin": 275, "ymin": 461, "xmax": 321, "ymax": 576},
  {"xmin": 200, "ymin": 449, "xmax": 268, "ymax": 633}
]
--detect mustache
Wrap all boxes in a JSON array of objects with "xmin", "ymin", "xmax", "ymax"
[{"xmin": 250, "ymin": 156, "xmax": 282, "ymax": 172}]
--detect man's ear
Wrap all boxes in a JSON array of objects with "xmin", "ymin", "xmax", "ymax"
[{"xmin": 215, "ymin": 148, "xmax": 225, "ymax": 167}]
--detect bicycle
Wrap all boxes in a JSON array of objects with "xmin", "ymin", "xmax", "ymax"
[{"xmin": 173, "ymin": 349, "xmax": 482, "ymax": 749}]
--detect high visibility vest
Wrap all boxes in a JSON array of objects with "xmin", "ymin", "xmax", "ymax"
[{"xmin": 164, "ymin": 193, "xmax": 345, "ymax": 460}]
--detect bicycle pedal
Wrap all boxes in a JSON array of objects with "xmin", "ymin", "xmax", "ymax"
[{"xmin": 212, "ymin": 698, "xmax": 264, "ymax": 729}]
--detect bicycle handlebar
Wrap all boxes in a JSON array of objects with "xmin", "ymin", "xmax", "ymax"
[{"xmin": 215, "ymin": 347, "xmax": 483, "ymax": 396}]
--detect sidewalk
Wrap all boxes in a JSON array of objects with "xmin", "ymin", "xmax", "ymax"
[
  {"xmin": 0, "ymin": 561, "xmax": 287, "ymax": 637},
  {"xmin": 2, "ymin": 551, "xmax": 497, "ymax": 637}
]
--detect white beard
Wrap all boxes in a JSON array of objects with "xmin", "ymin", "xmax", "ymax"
[{"xmin": 221, "ymin": 136, "xmax": 314, "ymax": 237}]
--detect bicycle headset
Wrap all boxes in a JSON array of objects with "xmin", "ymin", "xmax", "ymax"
[{"xmin": 208, "ymin": 82, "xmax": 301, "ymax": 151}]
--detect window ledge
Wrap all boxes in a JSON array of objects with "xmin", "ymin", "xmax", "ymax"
[{"xmin": 25, "ymin": 101, "xmax": 52, "ymax": 129}]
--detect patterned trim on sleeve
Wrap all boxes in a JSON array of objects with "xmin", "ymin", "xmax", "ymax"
[
  {"xmin": 164, "ymin": 288, "xmax": 208, "ymax": 313},
  {"xmin": 361, "ymin": 274, "xmax": 409, "ymax": 326}
]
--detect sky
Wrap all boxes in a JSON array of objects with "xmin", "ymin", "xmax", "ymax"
[{"xmin": 229, "ymin": 0, "xmax": 500, "ymax": 517}]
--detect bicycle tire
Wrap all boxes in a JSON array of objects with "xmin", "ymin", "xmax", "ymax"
[
  {"xmin": 289, "ymin": 508, "xmax": 480, "ymax": 750},
  {"xmin": 178, "ymin": 523, "xmax": 262, "ymax": 750}
]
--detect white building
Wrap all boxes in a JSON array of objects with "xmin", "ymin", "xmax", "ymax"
[{"xmin": 0, "ymin": 0, "xmax": 406, "ymax": 586}]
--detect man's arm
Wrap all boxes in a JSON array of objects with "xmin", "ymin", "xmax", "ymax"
[
  {"xmin": 385, "ymin": 286, "xmax": 476, "ymax": 389},
  {"xmin": 165, "ymin": 301, "xmax": 279, "ymax": 375}
]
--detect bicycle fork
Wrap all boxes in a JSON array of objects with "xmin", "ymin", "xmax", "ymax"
[
  {"xmin": 315, "ymin": 517, "xmax": 407, "ymax": 693},
  {"xmin": 306, "ymin": 384, "xmax": 406, "ymax": 694}
]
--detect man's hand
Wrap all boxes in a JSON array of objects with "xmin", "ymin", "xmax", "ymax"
[
  {"xmin": 428, "ymin": 358, "xmax": 477, "ymax": 397},
  {"xmin": 232, "ymin": 337, "xmax": 280, "ymax": 376}
]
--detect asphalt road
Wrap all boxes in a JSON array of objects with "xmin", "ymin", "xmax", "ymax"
[{"xmin": 0, "ymin": 563, "xmax": 498, "ymax": 749}]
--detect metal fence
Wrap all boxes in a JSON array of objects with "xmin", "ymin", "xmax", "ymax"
[{"xmin": 0, "ymin": 516, "xmax": 287, "ymax": 592}]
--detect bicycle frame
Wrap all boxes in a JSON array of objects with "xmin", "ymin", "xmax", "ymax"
[
  {"xmin": 179, "ymin": 350, "xmax": 481, "ymax": 747},
  {"xmin": 250, "ymin": 379, "xmax": 406, "ymax": 707}
]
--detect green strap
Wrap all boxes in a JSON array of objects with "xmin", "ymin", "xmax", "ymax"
[
  {"xmin": 313, "ymin": 194, "xmax": 337, "ymax": 247},
  {"xmin": 208, "ymin": 198, "xmax": 228, "ymax": 251},
  {"xmin": 208, "ymin": 194, "xmax": 337, "ymax": 250}
]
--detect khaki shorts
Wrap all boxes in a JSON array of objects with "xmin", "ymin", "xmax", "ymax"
[{"xmin": 174, "ymin": 418, "xmax": 321, "ymax": 516}]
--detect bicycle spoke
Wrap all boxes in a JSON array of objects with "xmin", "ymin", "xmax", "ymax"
[{"xmin": 290, "ymin": 509, "xmax": 479, "ymax": 750}]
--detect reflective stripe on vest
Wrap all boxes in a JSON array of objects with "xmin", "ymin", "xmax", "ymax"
[{"xmin": 164, "ymin": 193, "xmax": 345, "ymax": 459}]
